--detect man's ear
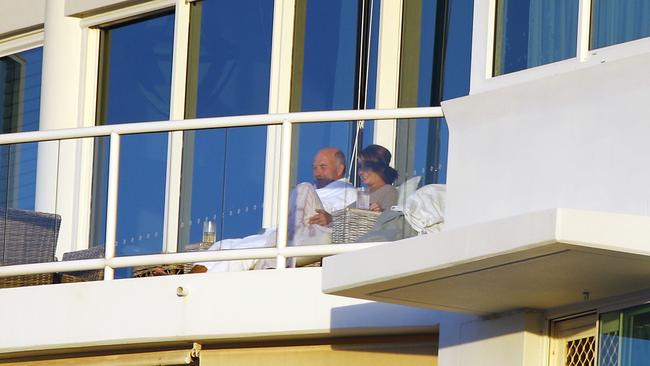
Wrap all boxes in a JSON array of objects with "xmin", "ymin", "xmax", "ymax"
[{"xmin": 336, "ymin": 163, "xmax": 345, "ymax": 178}]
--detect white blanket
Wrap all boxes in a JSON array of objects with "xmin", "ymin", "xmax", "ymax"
[
  {"xmin": 393, "ymin": 184, "xmax": 446, "ymax": 234},
  {"xmin": 198, "ymin": 179, "xmax": 356, "ymax": 272}
]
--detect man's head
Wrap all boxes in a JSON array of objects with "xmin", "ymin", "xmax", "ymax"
[{"xmin": 312, "ymin": 147, "xmax": 346, "ymax": 188}]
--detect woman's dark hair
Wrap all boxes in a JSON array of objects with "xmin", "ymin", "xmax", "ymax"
[{"xmin": 358, "ymin": 144, "xmax": 398, "ymax": 184}]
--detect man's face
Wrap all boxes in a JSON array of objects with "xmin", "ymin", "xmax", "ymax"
[{"xmin": 312, "ymin": 150, "xmax": 342, "ymax": 188}]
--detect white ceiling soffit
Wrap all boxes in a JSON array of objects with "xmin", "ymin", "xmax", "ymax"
[{"xmin": 322, "ymin": 209, "xmax": 650, "ymax": 315}]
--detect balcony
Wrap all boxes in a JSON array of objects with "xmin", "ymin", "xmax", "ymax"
[
  {"xmin": 0, "ymin": 107, "xmax": 453, "ymax": 357},
  {"xmin": 0, "ymin": 107, "xmax": 445, "ymax": 285},
  {"xmin": 322, "ymin": 208, "xmax": 650, "ymax": 314}
]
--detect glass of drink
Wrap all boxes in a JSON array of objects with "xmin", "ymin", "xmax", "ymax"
[
  {"xmin": 201, "ymin": 219, "xmax": 216, "ymax": 249},
  {"xmin": 356, "ymin": 187, "xmax": 370, "ymax": 210}
]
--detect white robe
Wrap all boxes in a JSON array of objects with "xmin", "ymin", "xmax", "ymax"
[{"xmin": 198, "ymin": 179, "xmax": 356, "ymax": 272}]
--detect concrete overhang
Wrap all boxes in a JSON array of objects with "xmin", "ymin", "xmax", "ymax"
[{"xmin": 322, "ymin": 209, "xmax": 650, "ymax": 314}]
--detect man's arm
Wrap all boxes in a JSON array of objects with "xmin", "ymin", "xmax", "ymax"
[{"xmin": 308, "ymin": 209, "xmax": 332, "ymax": 226}]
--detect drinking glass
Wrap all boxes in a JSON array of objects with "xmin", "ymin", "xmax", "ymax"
[
  {"xmin": 201, "ymin": 219, "xmax": 217, "ymax": 249},
  {"xmin": 356, "ymin": 187, "xmax": 370, "ymax": 210}
]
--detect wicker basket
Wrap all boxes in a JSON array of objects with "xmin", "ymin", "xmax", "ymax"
[
  {"xmin": 331, "ymin": 208, "xmax": 381, "ymax": 244},
  {"xmin": 132, "ymin": 263, "xmax": 194, "ymax": 277}
]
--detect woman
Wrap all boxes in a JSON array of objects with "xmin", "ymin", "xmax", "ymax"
[{"xmin": 356, "ymin": 144, "xmax": 399, "ymax": 212}]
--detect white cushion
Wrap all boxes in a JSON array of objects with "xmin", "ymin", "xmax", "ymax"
[{"xmin": 396, "ymin": 176, "xmax": 422, "ymax": 207}]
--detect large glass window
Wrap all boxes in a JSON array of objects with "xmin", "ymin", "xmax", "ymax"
[
  {"xmin": 397, "ymin": 0, "xmax": 473, "ymax": 186},
  {"xmin": 493, "ymin": 0, "xmax": 579, "ymax": 76},
  {"xmin": 179, "ymin": 0, "xmax": 274, "ymax": 248},
  {"xmin": 290, "ymin": 0, "xmax": 380, "ymax": 186},
  {"xmin": 600, "ymin": 303, "xmax": 650, "ymax": 366},
  {"xmin": 591, "ymin": 0, "xmax": 650, "ymax": 49},
  {"xmin": 0, "ymin": 47, "xmax": 42, "ymax": 211},
  {"xmin": 90, "ymin": 12, "xmax": 175, "ymax": 262}
]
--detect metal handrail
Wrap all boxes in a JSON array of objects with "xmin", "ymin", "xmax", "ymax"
[{"xmin": 0, "ymin": 106, "xmax": 444, "ymax": 280}]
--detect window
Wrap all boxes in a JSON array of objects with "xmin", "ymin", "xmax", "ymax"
[
  {"xmin": 550, "ymin": 313, "xmax": 597, "ymax": 366},
  {"xmin": 493, "ymin": 0, "xmax": 579, "ymax": 76},
  {"xmin": 397, "ymin": 0, "xmax": 473, "ymax": 185},
  {"xmin": 590, "ymin": 0, "xmax": 650, "ymax": 49},
  {"xmin": 0, "ymin": 47, "xmax": 42, "ymax": 210},
  {"xmin": 179, "ymin": 0, "xmax": 274, "ymax": 247},
  {"xmin": 290, "ymin": 0, "xmax": 380, "ymax": 186},
  {"xmin": 90, "ymin": 11, "xmax": 175, "ymax": 265},
  {"xmin": 599, "ymin": 303, "xmax": 650, "ymax": 366}
]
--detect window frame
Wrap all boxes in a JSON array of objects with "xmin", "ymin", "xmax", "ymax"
[
  {"xmin": 471, "ymin": 0, "xmax": 650, "ymax": 94},
  {"xmin": 76, "ymin": 0, "xmax": 413, "ymax": 254}
]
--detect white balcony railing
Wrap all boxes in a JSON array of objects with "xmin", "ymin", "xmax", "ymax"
[{"xmin": 0, "ymin": 107, "xmax": 443, "ymax": 281}]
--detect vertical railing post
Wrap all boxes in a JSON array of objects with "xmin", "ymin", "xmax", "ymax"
[
  {"xmin": 103, "ymin": 132, "xmax": 121, "ymax": 280},
  {"xmin": 275, "ymin": 120, "xmax": 293, "ymax": 269}
]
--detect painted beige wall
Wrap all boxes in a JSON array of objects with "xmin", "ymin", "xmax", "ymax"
[
  {"xmin": 438, "ymin": 311, "xmax": 547, "ymax": 366},
  {"xmin": 65, "ymin": 0, "xmax": 150, "ymax": 17},
  {"xmin": 0, "ymin": 0, "xmax": 46, "ymax": 37}
]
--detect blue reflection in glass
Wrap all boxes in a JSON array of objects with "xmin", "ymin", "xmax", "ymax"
[
  {"xmin": 293, "ymin": 0, "xmax": 363, "ymax": 184},
  {"xmin": 180, "ymin": 0, "xmax": 273, "ymax": 245},
  {"xmin": 362, "ymin": 0, "xmax": 381, "ymax": 148},
  {"xmin": 92, "ymin": 13, "xmax": 174, "ymax": 262},
  {"xmin": 443, "ymin": 0, "xmax": 473, "ymax": 101},
  {"xmin": 494, "ymin": 0, "xmax": 578, "ymax": 75},
  {"xmin": 591, "ymin": 0, "xmax": 650, "ymax": 49},
  {"xmin": 398, "ymin": 0, "xmax": 473, "ymax": 185},
  {"xmin": 0, "ymin": 48, "xmax": 42, "ymax": 211}
]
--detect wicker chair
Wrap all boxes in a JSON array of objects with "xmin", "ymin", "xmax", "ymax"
[
  {"xmin": 0, "ymin": 208, "xmax": 61, "ymax": 288},
  {"xmin": 59, "ymin": 246, "xmax": 105, "ymax": 283}
]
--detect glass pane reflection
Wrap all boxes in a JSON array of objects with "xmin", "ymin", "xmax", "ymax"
[
  {"xmin": 91, "ymin": 12, "xmax": 174, "ymax": 270},
  {"xmin": 591, "ymin": 0, "xmax": 650, "ymax": 49},
  {"xmin": 0, "ymin": 47, "xmax": 43, "ymax": 211},
  {"xmin": 599, "ymin": 304, "xmax": 650, "ymax": 366},
  {"xmin": 493, "ymin": 0, "xmax": 578, "ymax": 75},
  {"xmin": 180, "ymin": 0, "xmax": 273, "ymax": 248}
]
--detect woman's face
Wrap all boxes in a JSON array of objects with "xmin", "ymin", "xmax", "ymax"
[{"xmin": 359, "ymin": 168, "xmax": 384, "ymax": 189}]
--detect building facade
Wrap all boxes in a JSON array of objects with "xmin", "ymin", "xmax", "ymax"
[{"xmin": 0, "ymin": 0, "xmax": 649, "ymax": 365}]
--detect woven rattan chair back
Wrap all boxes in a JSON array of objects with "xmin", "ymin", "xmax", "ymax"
[
  {"xmin": 60, "ymin": 246, "xmax": 105, "ymax": 283},
  {"xmin": 0, "ymin": 208, "xmax": 61, "ymax": 288}
]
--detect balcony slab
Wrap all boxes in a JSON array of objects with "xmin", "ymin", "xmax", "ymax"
[{"xmin": 322, "ymin": 209, "xmax": 650, "ymax": 314}]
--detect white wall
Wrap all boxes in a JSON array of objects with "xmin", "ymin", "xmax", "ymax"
[
  {"xmin": 438, "ymin": 311, "xmax": 547, "ymax": 366},
  {"xmin": 35, "ymin": 0, "xmax": 87, "ymax": 257},
  {"xmin": 442, "ymin": 51, "xmax": 650, "ymax": 229},
  {"xmin": 0, "ymin": 0, "xmax": 46, "ymax": 37},
  {"xmin": 0, "ymin": 269, "xmax": 445, "ymax": 354},
  {"xmin": 65, "ymin": 0, "xmax": 151, "ymax": 17}
]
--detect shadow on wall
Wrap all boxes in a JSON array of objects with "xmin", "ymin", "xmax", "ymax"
[{"xmin": 331, "ymin": 303, "xmax": 548, "ymax": 360}]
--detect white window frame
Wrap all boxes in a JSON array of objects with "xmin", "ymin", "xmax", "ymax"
[
  {"xmin": 77, "ymin": 0, "xmax": 180, "ymax": 252},
  {"xmin": 471, "ymin": 0, "xmax": 650, "ymax": 95},
  {"xmin": 76, "ymin": 0, "xmax": 407, "ymax": 251},
  {"xmin": 0, "ymin": 30, "xmax": 43, "ymax": 58}
]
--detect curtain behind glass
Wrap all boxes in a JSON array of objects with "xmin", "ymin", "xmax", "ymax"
[
  {"xmin": 591, "ymin": 0, "xmax": 650, "ymax": 49},
  {"xmin": 0, "ymin": 48, "xmax": 42, "ymax": 211},
  {"xmin": 91, "ymin": 12, "xmax": 174, "ymax": 264},
  {"xmin": 494, "ymin": 0, "xmax": 578, "ymax": 75},
  {"xmin": 180, "ymin": 0, "xmax": 273, "ymax": 247}
]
